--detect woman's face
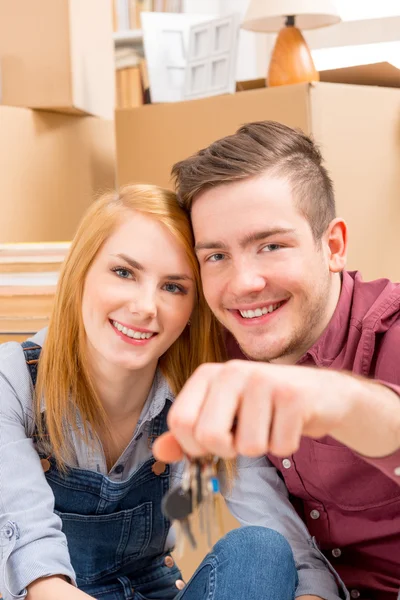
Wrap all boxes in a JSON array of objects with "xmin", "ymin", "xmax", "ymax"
[{"xmin": 81, "ymin": 211, "xmax": 195, "ymax": 375}]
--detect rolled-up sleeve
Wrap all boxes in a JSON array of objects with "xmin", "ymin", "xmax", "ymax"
[
  {"xmin": 355, "ymin": 380, "xmax": 400, "ymax": 484},
  {"xmin": 223, "ymin": 456, "xmax": 348, "ymax": 600},
  {"xmin": 0, "ymin": 361, "xmax": 76, "ymax": 599}
]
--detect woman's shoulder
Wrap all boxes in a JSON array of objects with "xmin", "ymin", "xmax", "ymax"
[
  {"xmin": 0, "ymin": 329, "xmax": 46, "ymax": 369},
  {"xmin": 0, "ymin": 329, "xmax": 47, "ymax": 415}
]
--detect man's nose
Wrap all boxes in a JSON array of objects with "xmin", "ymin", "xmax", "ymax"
[{"xmin": 228, "ymin": 262, "xmax": 266, "ymax": 298}]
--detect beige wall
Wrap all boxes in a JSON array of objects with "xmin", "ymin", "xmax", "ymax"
[{"xmin": 310, "ymin": 83, "xmax": 400, "ymax": 280}]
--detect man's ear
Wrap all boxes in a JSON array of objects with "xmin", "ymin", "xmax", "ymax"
[{"xmin": 324, "ymin": 218, "xmax": 348, "ymax": 273}]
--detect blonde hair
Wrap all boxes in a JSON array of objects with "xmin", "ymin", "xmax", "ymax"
[{"xmin": 36, "ymin": 184, "xmax": 226, "ymax": 469}]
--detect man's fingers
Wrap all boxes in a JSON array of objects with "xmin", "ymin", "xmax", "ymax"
[
  {"xmin": 194, "ymin": 362, "xmax": 251, "ymax": 457},
  {"xmin": 235, "ymin": 374, "xmax": 273, "ymax": 457},
  {"xmin": 153, "ymin": 432, "xmax": 184, "ymax": 463},
  {"xmin": 167, "ymin": 363, "xmax": 223, "ymax": 457},
  {"xmin": 269, "ymin": 388, "xmax": 304, "ymax": 457}
]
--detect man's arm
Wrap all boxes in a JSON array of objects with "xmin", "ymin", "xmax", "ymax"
[
  {"xmin": 154, "ymin": 361, "xmax": 400, "ymax": 476},
  {"xmin": 328, "ymin": 377, "xmax": 400, "ymax": 482}
]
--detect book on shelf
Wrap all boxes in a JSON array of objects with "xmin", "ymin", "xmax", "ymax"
[
  {"xmin": 113, "ymin": 0, "xmax": 183, "ymax": 31},
  {"xmin": 115, "ymin": 44, "xmax": 151, "ymax": 108},
  {"xmin": 115, "ymin": 46, "xmax": 143, "ymax": 69},
  {"xmin": 116, "ymin": 66, "xmax": 144, "ymax": 109},
  {"xmin": 115, "ymin": 0, "xmax": 131, "ymax": 31},
  {"xmin": 133, "ymin": 0, "xmax": 153, "ymax": 29}
]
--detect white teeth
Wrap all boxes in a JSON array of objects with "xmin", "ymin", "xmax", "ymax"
[
  {"xmin": 112, "ymin": 321, "xmax": 154, "ymax": 340},
  {"xmin": 239, "ymin": 302, "xmax": 282, "ymax": 319}
]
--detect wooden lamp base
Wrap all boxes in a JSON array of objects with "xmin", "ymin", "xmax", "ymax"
[{"xmin": 267, "ymin": 17, "xmax": 319, "ymax": 87}]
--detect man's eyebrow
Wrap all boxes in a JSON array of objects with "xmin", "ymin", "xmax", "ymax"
[
  {"xmin": 111, "ymin": 254, "xmax": 193, "ymax": 281},
  {"xmin": 194, "ymin": 228, "xmax": 295, "ymax": 252},
  {"xmin": 240, "ymin": 228, "xmax": 296, "ymax": 248},
  {"xmin": 194, "ymin": 241, "xmax": 228, "ymax": 252}
]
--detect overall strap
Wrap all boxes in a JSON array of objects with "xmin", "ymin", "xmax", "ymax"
[
  {"xmin": 21, "ymin": 341, "xmax": 42, "ymax": 387},
  {"xmin": 148, "ymin": 398, "xmax": 173, "ymax": 450}
]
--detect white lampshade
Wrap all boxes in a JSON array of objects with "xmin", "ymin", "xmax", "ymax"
[{"xmin": 242, "ymin": 0, "xmax": 341, "ymax": 32}]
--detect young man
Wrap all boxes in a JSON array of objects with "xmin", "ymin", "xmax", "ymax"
[{"xmin": 154, "ymin": 121, "xmax": 400, "ymax": 600}]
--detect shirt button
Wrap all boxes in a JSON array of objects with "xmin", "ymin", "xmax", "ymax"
[
  {"xmin": 350, "ymin": 590, "xmax": 360, "ymax": 599},
  {"xmin": 332, "ymin": 548, "xmax": 341, "ymax": 558},
  {"xmin": 394, "ymin": 466, "xmax": 400, "ymax": 476},
  {"xmin": 114, "ymin": 464, "xmax": 124, "ymax": 474},
  {"xmin": 310, "ymin": 509, "xmax": 320, "ymax": 520},
  {"xmin": 282, "ymin": 459, "xmax": 291, "ymax": 469}
]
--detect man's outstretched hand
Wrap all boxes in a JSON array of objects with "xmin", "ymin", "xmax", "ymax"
[
  {"xmin": 153, "ymin": 360, "xmax": 400, "ymax": 463},
  {"xmin": 153, "ymin": 431, "xmax": 184, "ymax": 462}
]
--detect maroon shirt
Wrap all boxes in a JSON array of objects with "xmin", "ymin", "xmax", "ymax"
[{"xmin": 228, "ymin": 271, "xmax": 400, "ymax": 600}]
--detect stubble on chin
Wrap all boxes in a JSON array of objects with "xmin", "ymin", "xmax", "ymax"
[{"xmin": 236, "ymin": 294, "xmax": 329, "ymax": 364}]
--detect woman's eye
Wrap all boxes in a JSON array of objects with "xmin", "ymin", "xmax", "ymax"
[
  {"xmin": 163, "ymin": 283, "xmax": 185, "ymax": 295},
  {"xmin": 261, "ymin": 244, "xmax": 281, "ymax": 252},
  {"xmin": 112, "ymin": 267, "xmax": 133, "ymax": 279},
  {"xmin": 207, "ymin": 253, "xmax": 225, "ymax": 263}
]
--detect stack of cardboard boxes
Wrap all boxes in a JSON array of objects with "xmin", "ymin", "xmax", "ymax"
[
  {"xmin": 115, "ymin": 66, "xmax": 400, "ymax": 282},
  {"xmin": 0, "ymin": 0, "xmax": 116, "ymax": 339}
]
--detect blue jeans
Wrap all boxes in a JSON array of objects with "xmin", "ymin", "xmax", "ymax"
[{"xmin": 134, "ymin": 527, "xmax": 298, "ymax": 600}]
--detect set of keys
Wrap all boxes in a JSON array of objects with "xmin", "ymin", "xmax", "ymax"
[{"xmin": 162, "ymin": 456, "xmax": 224, "ymax": 554}]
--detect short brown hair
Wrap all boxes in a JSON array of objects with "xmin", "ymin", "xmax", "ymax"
[{"xmin": 172, "ymin": 120, "xmax": 336, "ymax": 239}]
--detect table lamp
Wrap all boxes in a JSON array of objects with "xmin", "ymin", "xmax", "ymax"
[{"xmin": 242, "ymin": 0, "xmax": 341, "ymax": 87}]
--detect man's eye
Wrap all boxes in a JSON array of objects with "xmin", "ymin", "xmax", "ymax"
[
  {"xmin": 111, "ymin": 267, "xmax": 133, "ymax": 279},
  {"xmin": 207, "ymin": 253, "xmax": 225, "ymax": 262},
  {"xmin": 261, "ymin": 244, "xmax": 281, "ymax": 252}
]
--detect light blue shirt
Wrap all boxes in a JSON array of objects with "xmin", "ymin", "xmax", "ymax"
[{"xmin": 0, "ymin": 330, "xmax": 343, "ymax": 600}]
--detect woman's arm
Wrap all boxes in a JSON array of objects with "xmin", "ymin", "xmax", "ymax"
[
  {"xmin": 27, "ymin": 576, "xmax": 93, "ymax": 600},
  {"xmin": 0, "ymin": 345, "xmax": 76, "ymax": 598}
]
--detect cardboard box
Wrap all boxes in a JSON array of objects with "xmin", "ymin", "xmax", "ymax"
[
  {"xmin": 320, "ymin": 61, "xmax": 400, "ymax": 89},
  {"xmin": 235, "ymin": 62, "xmax": 400, "ymax": 92},
  {"xmin": 0, "ymin": 105, "xmax": 116, "ymax": 243},
  {"xmin": 0, "ymin": 0, "xmax": 115, "ymax": 118},
  {"xmin": 116, "ymin": 81, "xmax": 400, "ymax": 282}
]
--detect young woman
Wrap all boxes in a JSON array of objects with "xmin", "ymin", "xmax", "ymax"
[{"xmin": 0, "ymin": 185, "xmax": 297, "ymax": 600}]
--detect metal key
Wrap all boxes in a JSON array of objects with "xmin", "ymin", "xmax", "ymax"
[
  {"xmin": 162, "ymin": 484, "xmax": 197, "ymax": 550},
  {"xmin": 200, "ymin": 457, "xmax": 224, "ymax": 547},
  {"xmin": 162, "ymin": 455, "xmax": 224, "ymax": 554}
]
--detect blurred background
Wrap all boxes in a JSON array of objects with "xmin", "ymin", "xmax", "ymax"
[{"xmin": 0, "ymin": 0, "xmax": 400, "ymax": 578}]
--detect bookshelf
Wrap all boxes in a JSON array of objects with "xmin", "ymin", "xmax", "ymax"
[{"xmin": 113, "ymin": 29, "xmax": 143, "ymax": 46}]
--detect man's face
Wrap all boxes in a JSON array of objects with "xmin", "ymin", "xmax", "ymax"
[{"xmin": 192, "ymin": 173, "xmax": 335, "ymax": 364}]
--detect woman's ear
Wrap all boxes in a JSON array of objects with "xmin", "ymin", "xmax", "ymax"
[{"xmin": 325, "ymin": 218, "xmax": 348, "ymax": 273}]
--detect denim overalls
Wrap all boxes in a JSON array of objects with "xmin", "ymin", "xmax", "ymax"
[{"xmin": 22, "ymin": 342, "xmax": 183, "ymax": 600}]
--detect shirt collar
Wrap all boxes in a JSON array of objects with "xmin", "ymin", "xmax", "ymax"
[
  {"xmin": 138, "ymin": 368, "xmax": 174, "ymax": 426},
  {"xmin": 297, "ymin": 270, "xmax": 355, "ymax": 367}
]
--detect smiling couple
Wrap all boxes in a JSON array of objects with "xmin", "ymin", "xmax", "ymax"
[{"xmin": 1, "ymin": 121, "xmax": 400, "ymax": 600}]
